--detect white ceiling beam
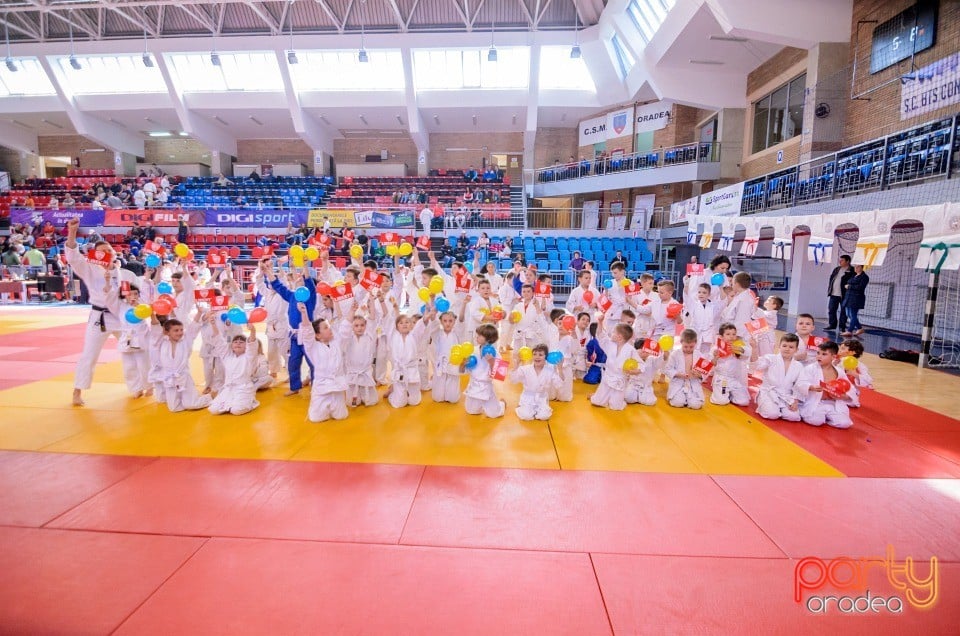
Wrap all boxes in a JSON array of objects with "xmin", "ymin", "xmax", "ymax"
[
  {"xmin": 48, "ymin": 9, "xmax": 101, "ymax": 41},
  {"xmin": 404, "ymin": 0, "xmax": 422, "ymax": 30},
  {"xmin": 468, "ymin": 0, "xmax": 486, "ymax": 28},
  {"xmin": 273, "ymin": 49, "xmax": 333, "ymax": 155},
  {"xmin": 384, "ymin": 0, "xmax": 406, "ymax": 32},
  {"xmin": 400, "ymin": 46, "xmax": 428, "ymax": 153},
  {"xmin": 706, "ymin": 0, "xmax": 852, "ymax": 48},
  {"xmin": 36, "ymin": 56, "xmax": 145, "ymax": 156},
  {"xmin": 244, "ymin": 1, "xmax": 282, "ymax": 35},
  {"xmin": 105, "ymin": 5, "xmax": 159, "ymax": 37},
  {"xmin": 523, "ymin": 43, "xmax": 540, "ymax": 171},
  {"xmin": 176, "ymin": 4, "xmax": 217, "ymax": 33},
  {"xmin": 0, "ymin": 120, "xmax": 40, "ymax": 155},
  {"xmin": 314, "ymin": 0, "xmax": 344, "ymax": 33},
  {"xmin": 154, "ymin": 51, "xmax": 238, "ymax": 155},
  {"xmin": 0, "ymin": 15, "xmax": 41, "ymax": 41},
  {"xmin": 535, "ymin": 0, "xmax": 556, "ymax": 27},
  {"xmin": 450, "ymin": 0, "xmax": 471, "ymax": 32},
  {"xmin": 515, "ymin": 0, "xmax": 535, "ymax": 28}
]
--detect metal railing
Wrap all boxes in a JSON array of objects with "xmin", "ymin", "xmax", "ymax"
[
  {"xmin": 741, "ymin": 112, "xmax": 958, "ymax": 214},
  {"xmin": 525, "ymin": 206, "xmax": 664, "ymax": 231},
  {"xmin": 533, "ymin": 142, "xmax": 721, "ymax": 184}
]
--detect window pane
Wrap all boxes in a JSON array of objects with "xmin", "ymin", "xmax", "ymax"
[
  {"xmin": 767, "ymin": 83, "xmax": 789, "ymax": 147},
  {"xmin": 168, "ymin": 52, "xmax": 282, "ymax": 92},
  {"xmin": 611, "ymin": 35, "xmax": 635, "ymax": 80},
  {"xmin": 752, "ymin": 96, "xmax": 770, "ymax": 153},
  {"xmin": 787, "ymin": 73, "xmax": 806, "ymax": 140},
  {"xmin": 539, "ymin": 46, "xmax": 596, "ymax": 91},
  {"xmin": 291, "ymin": 50, "xmax": 404, "ymax": 91},
  {"xmin": 413, "ymin": 47, "xmax": 529, "ymax": 90},
  {"xmin": 0, "ymin": 58, "xmax": 56, "ymax": 96},
  {"xmin": 56, "ymin": 55, "xmax": 166, "ymax": 94}
]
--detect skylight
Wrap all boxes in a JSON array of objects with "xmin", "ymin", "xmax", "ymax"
[
  {"xmin": 55, "ymin": 54, "xmax": 166, "ymax": 94},
  {"xmin": 0, "ymin": 58, "xmax": 56, "ymax": 96},
  {"xmin": 611, "ymin": 35, "xmax": 636, "ymax": 80},
  {"xmin": 627, "ymin": 0, "xmax": 675, "ymax": 44},
  {"xmin": 168, "ymin": 52, "xmax": 283, "ymax": 92},
  {"xmin": 539, "ymin": 46, "xmax": 596, "ymax": 91},
  {"xmin": 290, "ymin": 50, "xmax": 404, "ymax": 91},
  {"xmin": 413, "ymin": 48, "xmax": 529, "ymax": 90}
]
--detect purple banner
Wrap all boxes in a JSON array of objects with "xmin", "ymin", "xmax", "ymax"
[
  {"xmin": 10, "ymin": 209, "xmax": 105, "ymax": 227},
  {"xmin": 203, "ymin": 209, "xmax": 309, "ymax": 228}
]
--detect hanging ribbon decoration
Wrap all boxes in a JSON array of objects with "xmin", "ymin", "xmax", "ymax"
[
  {"xmin": 740, "ymin": 238, "xmax": 759, "ymax": 256},
  {"xmin": 772, "ymin": 240, "xmax": 791, "ymax": 260},
  {"xmin": 857, "ymin": 242, "xmax": 889, "ymax": 269},
  {"xmin": 922, "ymin": 242, "xmax": 960, "ymax": 274},
  {"xmin": 686, "ymin": 229, "xmax": 698, "ymax": 245},
  {"xmin": 718, "ymin": 235, "xmax": 734, "ymax": 251},
  {"xmin": 808, "ymin": 242, "xmax": 833, "ymax": 266},
  {"xmin": 699, "ymin": 232, "xmax": 714, "ymax": 249}
]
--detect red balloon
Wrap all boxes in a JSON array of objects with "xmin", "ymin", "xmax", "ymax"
[
  {"xmin": 561, "ymin": 315, "xmax": 576, "ymax": 331},
  {"xmin": 831, "ymin": 378, "xmax": 852, "ymax": 395},
  {"xmin": 251, "ymin": 246, "xmax": 263, "ymax": 259},
  {"xmin": 152, "ymin": 298, "xmax": 173, "ymax": 315},
  {"xmin": 249, "ymin": 307, "xmax": 268, "ymax": 323},
  {"xmin": 582, "ymin": 290, "xmax": 594, "ymax": 305},
  {"xmin": 666, "ymin": 303, "xmax": 683, "ymax": 319},
  {"xmin": 317, "ymin": 283, "xmax": 333, "ymax": 296},
  {"xmin": 156, "ymin": 293, "xmax": 178, "ymax": 308},
  {"xmin": 228, "ymin": 246, "xmax": 241, "ymax": 259}
]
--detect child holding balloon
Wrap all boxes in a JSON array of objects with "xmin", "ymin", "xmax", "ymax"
[
  {"xmin": 795, "ymin": 340, "xmax": 855, "ymax": 428},
  {"xmin": 296, "ymin": 303, "xmax": 349, "ymax": 423},
  {"xmin": 588, "ymin": 313, "xmax": 640, "ymax": 411},
  {"xmin": 116, "ymin": 285, "xmax": 153, "ymax": 398},
  {"xmin": 207, "ymin": 320, "xmax": 262, "ymax": 416},
  {"xmin": 149, "ymin": 310, "xmax": 212, "ymax": 413},
  {"xmin": 548, "ymin": 310, "xmax": 577, "ymax": 402},
  {"xmin": 430, "ymin": 311, "xmax": 464, "ymax": 404},
  {"xmin": 382, "ymin": 296, "xmax": 435, "ymax": 409},
  {"xmin": 624, "ymin": 340, "xmax": 660, "ymax": 406},
  {"xmin": 572, "ymin": 312, "xmax": 592, "ymax": 380},
  {"xmin": 709, "ymin": 323, "xmax": 751, "ymax": 407},
  {"xmin": 336, "ymin": 296, "xmax": 380, "ymax": 407},
  {"xmin": 838, "ymin": 340, "xmax": 872, "ymax": 408},
  {"xmin": 511, "ymin": 344, "xmax": 563, "ymax": 421},
  {"xmin": 583, "ymin": 322, "xmax": 606, "ymax": 385},
  {"xmin": 663, "ymin": 329, "xmax": 708, "ymax": 410},
  {"xmin": 463, "ymin": 324, "xmax": 506, "ymax": 418},
  {"xmin": 565, "ymin": 270, "xmax": 599, "ymax": 315}
]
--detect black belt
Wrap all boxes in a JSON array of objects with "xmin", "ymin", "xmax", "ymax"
[{"xmin": 92, "ymin": 304, "xmax": 110, "ymax": 332}]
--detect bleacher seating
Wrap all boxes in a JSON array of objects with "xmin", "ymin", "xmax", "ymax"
[
  {"xmin": 170, "ymin": 175, "xmax": 335, "ymax": 210},
  {"xmin": 5, "ymin": 170, "xmax": 122, "ymax": 210}
]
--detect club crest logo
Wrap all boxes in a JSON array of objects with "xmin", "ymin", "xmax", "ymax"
[{"xmin": 612, "ymin": 111, "xmax": 628, "ymax": 135}]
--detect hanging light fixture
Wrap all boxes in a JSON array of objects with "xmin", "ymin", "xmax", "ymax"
[
  {"xmin": 570, "ymin": 12, "xmax": 581, "ymax": 59},
  {"xmin": 68, "ymin": 14, "xmax": 81, "ymax": 70},
  {"xmin": 141, "ymin": 28, "xmax": 154, "ymax": 67},
  {"xmin": 286, "ymin": 0, "xmax": 298, "ymax": 64},
  {"xmin": 209, "ymin": 19, "xmax": 219, "ymax": 66},
  {"xmin": 358, "ymin": 0, "xmax": 368, "ymax": 62},
  {"xmin": 3, "ymin": 18, "xmax": 15, "ymax": 72},
  {"xmin": 488, "ymin": 20, "xmax": 497, "ymax": 62}
]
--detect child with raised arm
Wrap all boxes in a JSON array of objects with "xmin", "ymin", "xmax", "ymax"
[
  {"xmin": 207, "ymin": 321, "xmax": 261, "ymax": 416},
  {"xmin": 547, "ymin": 310, "xmax": 575, "ymax": 402},
  {"xmin": 838, "ymin": 339, "xmax": 872, "ymax": 408},
  {"xmin": 383, "ymin": 296, "xmax": 434, "ymax": 408},
  {"xmin": 631, "ymin": 273, "xmax": 657, "ymax": 338},
  {"xmin": 625, "ymin": 339, "xmax": 660, "ymax": 406},
  {"xmin": 646, "ymin": 279, "xmax": 683, "ymax": 340},
  {"xmin": 510, "ymin": 283, "xmax": 543, "ymax": 351},
  {"xmin": 796, "ymin": 340, "xmax": 855, "ymax": 428},
  {"xmin": 720, "ymin": 271, "xmax": 755, "ymax": 340},
  {"xmin": 337, "ymin": 292, "xmax": 379, "ymax": 407},
  {"xmin": 463, "ymin": 324, "xmax": 506, "ymax": 418},
  {"xmin": 149, "ymin": 310, "xmax": 212, "ymax": 413},
  {"xmin": 430, "ymin": 310, "xmax": 463, "ymax": 404},
  {"xmin": 588, "ymin": 313, "xmax": 640, "ymax": 411},
  {"xmin": 663, "ymin": 328, "xmax": 708, "ymax": 409},
  {"xmin": 256, "ymin": 263, "xmax": 289, "ymax": 379},
  {"xmin": 296, "ymin": 302, "xmax": 348, "ymax": 422},
  {"xmin": 511, "ymin": 344, "xmax": 562, "ymax": 420},
  {"xmin": 683, "ymin": 280, "xmax": 719, "ymax": 355},
  {"xmin": 754, "ymin": 333, "xmax": 803, "ymax": 421},
  {"xmin": 709, "ymin": 322, "xmax": 751, "ymax": 407},
  {"xmin": 248, "ymin": 339, "xmax": 273, "ymax": 391},
  {"xmin": 752, "ymin": 295, "xmax": 782, "ymax": 358},
  {"xmin": 571, "ymin": 312, "xmax": 592, "ymax": 380},
  {"xmin": 115, "ymin": 285, "xmax": 152, "ymax": 398},
  {"xmin": 792, "ymin": 313, "xmax": 820, "ymax": 367}
]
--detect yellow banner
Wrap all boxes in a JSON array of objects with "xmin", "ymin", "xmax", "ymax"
[{"xmin": 308, "ymin": 208, "xmax": 366, "ymax": 227}]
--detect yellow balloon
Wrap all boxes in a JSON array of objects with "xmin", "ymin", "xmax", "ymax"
[
  {"xmin": 449, "ymin": 353, "xmax": 464, "ymax": 366},
  {"xmin": 732, "ymin": 339, "xmax": 746, "ymax": 349},
  {"xmin": 429, "ymin": 277, "xmax": 444, "ymax": 294},
  {"xmin": 510, "ymin": 310, "xmax": 522, "ymax": 324},
  {"xmin": 289, "ymin": 245, "xmax": 304, "ymax": 258},
  {"xmin": 386, "ymin": 245, "xmax": 399, "ymax": 256},
  {"xmin": 334, "ymin": 279, "xmax": 345, "ymax": 286},
  {"xmin": 398, "ymin": 243, "xmax": 413, "ymax": 256},
  {"xmin": 174, "ymin": 243, "xmax": 189, "ymax": 258},
  {"xmin": 623, "ymin": 358, "xmax": 639, "ymax": 371},
  {"xmin": 450, "ymin": 345, "xmax": 463, "ymax": 359},
  {"xmin": 518, "ymin": 346, "xmax": 533, "ymax": 362},
  {"xmin": 460, "ymin": 342, "xmax": 475, "ymax": 356},
  {"xmin": 304, "ymin": 246, "xmax": 320, "ymax": 261},
  {"xmin": 619, "ymin": 278, "xmax": 631, "ymax": 287},
  {"xmin": 658, "ymin": 335, "xmax": 674, "ymax": 351},
  {"xmin": 480, "ymin": 306, "xmax": 490, "ymax": 314},
  {"xmin": 418, "ymin": 287, "xmax": 431, "ymax": 302},
  {"xmin": 133, "ymin": 303, "xmax": 152, "ymax": 319},
  {"xmin": 350, "ymin": 244, "xmax": 363, "ymax": 259},
  {"xmin": 842, "ymin": 355, "xmax": 859, "ymax": 370},
  {"xmin": 493, "ymin": 305, "xmax": 503, "ymax": 313}
]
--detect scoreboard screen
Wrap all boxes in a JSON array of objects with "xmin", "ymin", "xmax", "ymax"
[{"xmin": 870, "ymin": 0, "xmax": 938, "ymax": 74}]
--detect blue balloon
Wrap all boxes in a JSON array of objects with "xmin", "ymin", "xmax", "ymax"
[
  {"xmin": 465, "ymin": 261, "xmax": 474, "ymax": 273},
  {"xmin": 228, "ymin": 308, "xmax": 247, "ymax": 324},
  {"xmin": 220, "ymin": 312, "xmax": 230, "ymax": 323},
  {"xmin": 145, "ymin": 254, "xmax": 161, "ymax": 268},
  {"xmin": 464, "ymin": 355, "xmax": 478, "ymax": 369},
  {"xmin": 420, "ymin": 304, "xmax": 427, "ymax": 314},
  {"xmin": 157, "ymin": 281, "xmax": 173, "ymax": 295},
  {"xmin": 711, "ymin": 272, "xmax": 725, "ymax": 286},
  {"xmin": 294, "ymin": 286, "xmax": 310, "ymax": 302},
  {"xmin": 48, "ymin": 247, "xmax": 58, "ymax": 257},
  {"xmin": 546, "ymin": 351, "xmax": 564, "ymax": 365},
  {"xmin": 435, "ymin": 297, "xmax": 451, "ymax": 312},
  {"xmin": 124, "ymin": 308, "xmax": 142, "ymax": 324},
  {"xmin": 481, "ymin": 344, "xmax": 496, "ymax": 358},
  {"xmin": 603, "ymin": 278, "xmax": 614, "ymax": 289}
]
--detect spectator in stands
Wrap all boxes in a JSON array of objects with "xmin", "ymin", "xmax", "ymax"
[
  {"xmin": 148, "ymin": 163, "xmax": 161, "ymax": 177},
  {"xmin": 417, "ymin": 189, "xmax": 428, "ymax": 205},
  {"xmin": 105, "ymin": 192, "xmax": 122, "ymax": 208},
  {"xmin": 440, "ymin": 242, "xmax": 455, "ymax": 268},
  {"xmin": 234, "ymin": 196, "xmax": 246, "ymax": 208},
  {"xmin": 157, "ymin": 188, "xmax": 170, "ymax": 206},
  {"xmin": 23, "ymin": 195, "xmax": 35, "ymax": 209},
  {"xmin": 569, "ymin": 251, "xmax": 585, "ymax": 271},
  {"xmin": 392, "ymin": 189, "xmax": 402, "ymax": 204},
  {"xmin": 826, "ymin": 255, "xmax": 853, "ymax": 333},
  {"xmin": 60, "ymin": 193, "xmax": 75, "ymax": 208},
  {"xmin": 143, "ymin": 222, "xmax": 157, "ymax": 242},
  {"xmin": 248, "ymin": 170, "xmax": 261, "ymax": 182},
  {"xmin": 476, "ymin": 233, "xmax": 490, "ymax": 262},
  {"xmin": 47, "ymin": 197, "xmax": 59, "ymax": 210},
  {"xmin": 133, "ymin": 187, "xmax": 146, "ymax": 209},
  {"xmin": 454, "ymin": 208, "xmax": 467, "ymax": 230},
  {"xmin": 609, "ymin": 250, "xmax": 628, "ymax": 270},
  {"xmin": 419, "ymin": 206, "xmax": 434, "ymax": 234},
  {"xmin": 122, "ymin": 253, "xmax": 144, "ymax": 277},
  {"xmin": 579, "ymin": 156, "xmax": 590, "ymax": 177},
  {"xmin": 465, "ymin": 165, "xmax": 479, "ymax": 182},
  {"xmin": 177, "ymin": 218, "xmax": 189, "ymax": 244},
  {"xmin": 462, "ymin": 188, "xmax": 474, "ymax": 206},
  {"xmin": 118, "ymin": 186, "xmax": 132, "ymax": 207},
  {"xmin": 842, "ymin": 265, "xmax": 870, "ymax": 337},
  {"xmin": 23, "ymin": 245, "xmax": 46, "ymax": 271},
  {"xmin": 500, "ymin": 236, "xmax": 513, "ymax": 259},
  {"xmin": 91, "ymin": 198, "xmax": 103, "ymax": 211},
  {"xmin": 357, "ymin": 230, "xmax": 369, "ymax": 256},
  {"xmin": 142, "ymin": 179, "xmax": 157, "ymax": 202},
  {"xmin": 129, "ymin": 221, "xmax": 145, "ymax": 244},
  {"xmin": 491, "ymin": 190, "xmax": 501, "ymax": 204},
  {"xmin": 2, "ymin": 243, "xmax": 22, "ymax": 277},
  {"xmin": 216, "ymin": 173, "xmax": 233, "ymax": 187}
]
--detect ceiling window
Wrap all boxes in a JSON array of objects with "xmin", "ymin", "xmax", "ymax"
[
  {"xmin": 55, "ymin": 55, "xmax": 166, "ymax": 94},
  {"xmin": 627, "ymin": 0, "xmax": 675, "ymax": 44},
  {"xmin": 751, "ymin": 73, "xmax": 807, "ymax": 153},
  {"xmin": 0, "ymin": 58, "xmax": 56, "ymax": 96},
  {"xmin": 539, "ymin": 46, "xmax": 596, "ymax": 91},
  {"xmin": 413, "ymin": 48, "xmax": 529, "ymax": 90},
  {"xmin": 611, "ymin": 35, "xmax": 636, "ymax": 80},
  {"xmin": 290, "ymin": 50, "xmax": 404, "ymax": 91},
  {"xmin": 168, "ymin": 52, "xmax": 283, "ymax": 92}
]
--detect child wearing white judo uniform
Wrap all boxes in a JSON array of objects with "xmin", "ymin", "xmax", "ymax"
[
  {"xmin": 838, "ymin": 340, "xmax": 872, "ymax": 408},
  {"xmin": 510, "ymin": 285, "xmax": 544, "ymax": 351},
  {"xmin": 720, "ymin": 272, "xmax": 755, "ymax": 341},
  {"xmin": 709, "ymin": 323, "xmax": 752, "ymax": 407},
  {"xmin": 296, "ymin": 303, "xmax": 348, "ymax": 422},
  {"xmin": 751, "ymin": 295, "xmax": 782, "ymax": 358},
  {"xmin": 430, "ymin": 311, "xmax": 463, "ymax": 404},
  {"xmin": 207, "ymin": 321, "xmax": 261, "ymax": 416},
  {"xmin": 497, "ymin": 271, "xmax": 518, "ymax": 351},
  {"xmin": 663, "ymin": 329, "xmax": 708, "ymax": 409},
  {"xmin": 511, "ymin": 344, "xmax": 562, "ymax": 421},
  {"xmin": 754, "ymin": 333, "xmax": 803, "ymax": 421},
  {"xmin": 463, "ymin": 324, "xmax": 506, "ymax": 418},
  {"xmin": 545, "ymin": 310, "xmax": 575, "ymax": 403},
  {"xmin": 337, "ymin": 298, "xmax": 379, "ymax": 407},
  {"xmin": 257, "ymin": 271, "xmax": 290, "ymax": 378},
  {"xmin": 564, "ymin": 270, "xmax": 599, "ymax": 316},
  {"xmin": 795, "ymin": 340, "xmax": 855, "ymax": 429},
  {"xmin": 625, "ymin": 341, "xmax": 660, "ymax": 406},
  {"xmin": 383, "ymin": 297, "xmax": 434, "ymax": 408},
  {"xmin": 149, "ymin": 311, "xmax": 212, "ymax": 413},
  {"xmin": 683, "ymin": 279, "xmax": 720, "ymax": 355},
  {"xmin": 249, "ymin": 339, "xmax": 273, "ymax": 391},
  {"xmin": 588, "ymin": 315, "xmax": 640, "ymax": 411},
  {"xmin": 630, "ymin": 274, "xmax": 657, "ymax": 341},
  {"xmin": 114, "ymin": 286, "xmax": 152, "ymax": 398},
  {"xmin": 571, "ymin": 313, "xmax": 592, "ymax": 380}
]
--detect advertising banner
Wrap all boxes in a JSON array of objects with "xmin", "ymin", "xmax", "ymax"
[
  {"xmin": 308, "ymin": 208, "xmax": 356, "ymax": 228},
  {"xmin": 900, "ymin": 52, "xmax": 960, "ymax": 120},
  {"xmin": 670, "ymin": 195, "xmax": 699, "ymax": 225},
  {"xmin": 107, "ymin": 209, "xmax": 205, "ymax": 227},
  {"xmin": 205, "ymin": 209, "xmax": 307, "ymax": 228},
  {"xmin": 635, "ymin": 100, "xmax": 673, "ymax": 133},
  {"xmin": 371, "ymin": 211, "xmax": 415, "ymax": 229},
  {"xmin": 578, "ymin": 107, "xmax": 635, "ymax": 146},
  {"xmin": 579, "ymin": 114, "xmax": 607, "ymax": 146},
  {"xmin": 699, "ymin": 182, "xmax": 744, "ymax": 217},
  {"xmin": 11, "ymin": 209, "xmax": 104, "ymax": 227},
  {"xmin": 582, "ymin": 200, "xmax": 601, "ymax": 230}
]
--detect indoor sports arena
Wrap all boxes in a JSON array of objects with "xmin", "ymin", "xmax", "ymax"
[{"xmin": 0, "ymin": 0, "xmax": 958, "ymax": 633}]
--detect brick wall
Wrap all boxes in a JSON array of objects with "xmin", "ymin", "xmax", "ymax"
[
  {"xmin": 427, "ymin": 132, "xmax": 523, "ymax": 171},
  {"xmin": 0, "ymin": 146, "xmax": 23, "ymax": 182},
  {"xmin": 37, "ymin": 135, "xmax": 117, "ymax": 171},
  {"xmin": 741, "ymin": 137, "xmax": 802, "ymax": 179},
  {"xmin": 144, "ymin": 139, "xmax": 212, "ymax": 165},
  {"xmin": 746, "ymin": 47, "xmax": 808, "ymax": 96},
  {"xmin": 844, "ymin": 0, "xmax": 960, "ymax": 146},
  {"xmin": 333, "ymin": 137, "xmax": 418, "ymax": 175},
  {"xmin": 534, "ymin": 127, "xmax": 578, "ymax": 169},
  {"xmin": 236, "ymin": 139, "xmax": 313, "ymax": 172}
]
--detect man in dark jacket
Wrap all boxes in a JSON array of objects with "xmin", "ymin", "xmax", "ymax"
[{"xmin": 826, "ymin": 254, "xmax": 854, "ymax": 331}]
